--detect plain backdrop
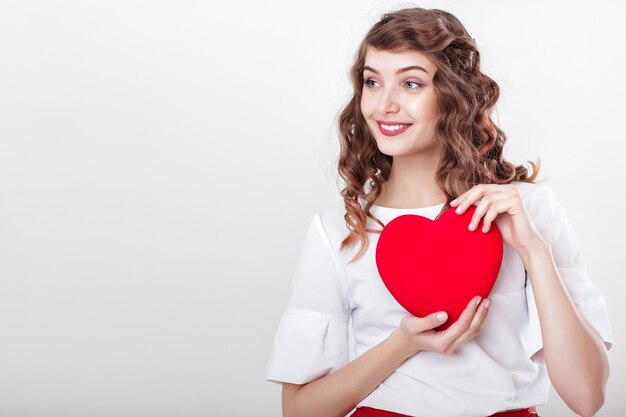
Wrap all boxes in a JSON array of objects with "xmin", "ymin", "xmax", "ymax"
[{"xmin": 0, "ymin": 0, "xmax": 624, "ymax": 416}]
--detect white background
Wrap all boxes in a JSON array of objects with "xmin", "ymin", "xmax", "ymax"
[{"xmin": 0, "ymin": 0, "xmax": 624, "ymax": 416}]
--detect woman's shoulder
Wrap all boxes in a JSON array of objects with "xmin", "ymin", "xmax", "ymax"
[
  {"xmin": 314, "ymin": 203, "xmax": 348, "ymax": 241},
  {"xmin": 511, "ymin": 180, "xmax": 570, "ymax": 229},
  {"xmin": 511, "ymin": 180, "xmax": 560, "ymax": 208},
  {"xmin": 304, "ymin": 202, "xmax": 358, "ymax": 258},
  {"xmin": 309, "ymin": 181, "xmax": 563, "ymax": 240},
  {"xmin": 511, "ymin": 179, "xmax": 549, "ymax": 198}
]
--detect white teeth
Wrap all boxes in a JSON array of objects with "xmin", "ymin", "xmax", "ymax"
[{"xmin": 381, "ymin": 123, "xmax": 410, "ymax": 131}]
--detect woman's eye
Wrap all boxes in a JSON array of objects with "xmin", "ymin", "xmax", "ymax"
[
  {"xmin": 406, "ymin": 81, "xmax": 422, "ymax": 89},
  {"xmin": 364, "ymin": 78, "xmax": 379, "ymax": 87}
]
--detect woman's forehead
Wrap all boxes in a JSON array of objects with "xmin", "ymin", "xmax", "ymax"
[{"xmin": 363, "ymin": 46, "xmax": 437, "ymax": 76}]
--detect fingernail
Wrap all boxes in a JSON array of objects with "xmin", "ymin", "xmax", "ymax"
[
  {"xmin": 437, "ymin": 312, "xmax": 447, "ymax": 322},
  {"xmin": 475, "ymin": 296, "xmax": 481, "ymax": 306},
  {"xmin": 468, "ymin": 221, "xmax": 475, "ymax": 230},
  {"xmin": 482, "ymin": 225, "xmax": 487, "ymax": 233},
  {"xmin": 484, "ymin": 300, "xmax": 491, "ymax": 309},
  {"xmin": 456, "ymin": 206, "xmax": 461, "ymax": 214}
]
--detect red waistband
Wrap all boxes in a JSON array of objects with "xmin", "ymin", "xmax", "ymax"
[
  {"xmin": 489, "ymin": 407, "xmax": 538, "ymax": 417},
  {"xmin": 355, "ymin": 406, "xmax": 538, "ymax": 417}
]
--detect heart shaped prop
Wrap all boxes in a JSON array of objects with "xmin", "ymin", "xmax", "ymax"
[{"xmin": 375, "ymin": 205, "xmax": 503, "ymax": 331}]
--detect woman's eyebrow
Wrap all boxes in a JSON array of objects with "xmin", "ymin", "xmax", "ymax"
[{"xmin": 363, "ymin": 65, "xmax": 429, "ymax": 75}]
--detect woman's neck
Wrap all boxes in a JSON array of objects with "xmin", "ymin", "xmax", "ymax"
[{"xmin": 373, "ymin": 149, "xmax": 447, "ymax": 208}]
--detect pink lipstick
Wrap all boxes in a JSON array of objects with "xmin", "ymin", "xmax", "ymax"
[{"xmin": 376, "ymin": 121, "xmax": 412, "ymax": 137}]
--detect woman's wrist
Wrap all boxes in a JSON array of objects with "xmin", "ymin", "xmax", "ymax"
[
  {"xmin": 515, "ymin": 235, "xmax": 550, "ymax": 266},
  {"xmin": 387, "ymin": 328, "xmax": 420, "ymax": 361}
]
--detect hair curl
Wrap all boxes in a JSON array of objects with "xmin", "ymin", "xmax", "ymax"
[{"xmin": 336, "ymin": 7, "xmax": 541, "ymax": 263}]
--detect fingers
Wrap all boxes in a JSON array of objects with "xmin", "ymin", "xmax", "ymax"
[
  {"xmin": 436, "ymin": 296, "xmax": 485, "ymax": 350},
  {"xmin": 400, "ymin": 296, "xmax": 490, "ymax": 355},
  {"xmin": 481, "ymin": 205, "xmax": 502, "ymax": 233},
  {"xmin": 428, "ymin": 311, "xmax": 448, "ymax": 330},
  {"xmin": 404, "ymin": 310, "xmax": 448, "ymax": 334},
  {"xmin": 468, "ymin": 195, "xmax": 508, "ymax": 232},
  {"xmin": 444, "ymin": 297, "xmax": 491, "ymax": 353},
  {"xmin": 450, "ymin": 184, "xmax": 506, "ymax": 214}
]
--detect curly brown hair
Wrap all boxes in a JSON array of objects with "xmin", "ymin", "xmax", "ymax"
[{"xmin": 336, "ymin": 7, "xmax": 541, "ymax": 263}]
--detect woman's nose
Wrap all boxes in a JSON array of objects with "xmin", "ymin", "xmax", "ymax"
[{"xmin": 380, "ymin": 88, "xmax": 400, "ymax": 113}]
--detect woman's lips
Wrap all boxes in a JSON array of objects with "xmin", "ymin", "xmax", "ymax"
[{"xmin": 377, "ymin": 122, "xmax": 412, "ymax": 137}]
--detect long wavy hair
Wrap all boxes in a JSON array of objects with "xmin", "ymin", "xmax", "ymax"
[{"xmin": 337, "ymin": 7, "xmax": 541, "ymax": 263}]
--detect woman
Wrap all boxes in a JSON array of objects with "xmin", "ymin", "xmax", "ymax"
[{"xmin": 265, "ymin": 7, "xmax": 613, "ymax": 417}]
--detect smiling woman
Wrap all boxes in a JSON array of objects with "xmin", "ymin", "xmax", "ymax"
[
  {"xmin": 265, "ymin": 6, "xmax": 613, "ymax": 417},
  {"xmin": 360, "ymin": 48, "xmax": 440, "ymax": 156},
  {"xmin": 336, "ymin": 9, "xmax": 543, "ymax": 262}
]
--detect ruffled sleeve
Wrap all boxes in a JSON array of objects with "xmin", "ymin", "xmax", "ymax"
[
  {"xmin": 265, "ymin": 213, "xmax": 351, "ymax": 385},
  {"xmin": 522, "ymin": 184, "xmax": 614, "ymax": 365}
]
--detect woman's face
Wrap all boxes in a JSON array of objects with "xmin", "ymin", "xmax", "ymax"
[{"xmin": 360, "ymin": 46, "xmax": 440, "ymax": 157}]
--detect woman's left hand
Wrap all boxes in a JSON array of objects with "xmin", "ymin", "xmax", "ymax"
[{"xmin": 449, "ymin": 184, "xmax": 545, "ymax": 253}]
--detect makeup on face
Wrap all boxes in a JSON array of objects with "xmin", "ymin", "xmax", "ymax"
[
  {"xmin": 376, "ymin": 120, "xmax": 413, "ymax": 137},
  {"xmin": 360, "ymin": 47, "xmax": 441, "ymax": 159}
]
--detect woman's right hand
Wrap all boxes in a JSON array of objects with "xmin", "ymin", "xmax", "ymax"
[{"xmin": 390, "ymin": 295, "xmax": 491, "ymax": 358}]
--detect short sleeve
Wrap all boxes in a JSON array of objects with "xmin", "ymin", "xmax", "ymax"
[
  {"xmin": 522, "ymin": 185, "xmax": 614, "ymax": 365},
  {"xmin": 265, "ymin": 213, "xmax": 351, "ymax": 385}
]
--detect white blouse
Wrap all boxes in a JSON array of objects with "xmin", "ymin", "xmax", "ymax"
[{"xmin": 265, "ymin": 181, "xmax": 614, "ymax": 417}]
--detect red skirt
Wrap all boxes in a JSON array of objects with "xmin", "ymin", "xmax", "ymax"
[{"xmin": 352, "ymin": 405, "xmax": 540, "ymax": 417}]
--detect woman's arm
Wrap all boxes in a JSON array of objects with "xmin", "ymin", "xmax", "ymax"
[
  {"xmin": 450, "ymin": 183, "xmax": 612, "ymax": 417},
  {"xmin": 282, "ymin": 296, "xmax": 491, "ymax": 417},
  {"xmin": 519, "ymin": 238, "xmax": 610, "ymax": 417},
  {"xmin": 282, "ymin": 330, "xmax": 415, "ymax": 417}
]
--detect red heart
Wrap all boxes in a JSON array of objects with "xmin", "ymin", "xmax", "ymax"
[{"xmin": 375, "ymin": 205, "xmax": 503, "ymax": 331}]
